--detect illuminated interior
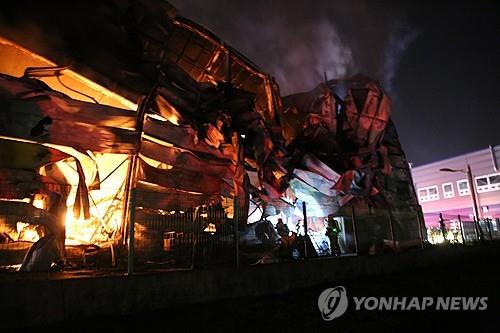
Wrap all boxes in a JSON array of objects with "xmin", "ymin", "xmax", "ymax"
[
  {"xmin": 53, "ymin": 153, "xmax": 130, "ymax": 246},
  {"xmin": 0, "ymin": 36, "xmax": 137, "ymax": 110},
  {"xmin": 0, "ymin": 37, "xmax": 136, "ymax": 247}
]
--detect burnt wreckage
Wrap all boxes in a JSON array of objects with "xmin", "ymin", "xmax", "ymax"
[{"xmin": 0, "ymin": 1, "xmax": 423, "ymax": 270}]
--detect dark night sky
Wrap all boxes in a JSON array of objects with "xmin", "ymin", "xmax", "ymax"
[{"xmin": 170, "ymin": 0, "xmax": 500, "ymax": 166}]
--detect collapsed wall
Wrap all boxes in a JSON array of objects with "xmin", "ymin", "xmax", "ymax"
[{"xmin": 272, "ymin": 75, "xmax": 423, "ymax": 251}]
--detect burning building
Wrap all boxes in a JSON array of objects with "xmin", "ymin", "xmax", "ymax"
[{"xmin": 0, "ymin": 0, "xmax": 423, "ymax": 271}]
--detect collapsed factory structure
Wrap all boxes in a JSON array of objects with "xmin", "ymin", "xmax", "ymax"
[{"xmin": 0, "ymin": 0, "xmax": 424, "ymax": 272}]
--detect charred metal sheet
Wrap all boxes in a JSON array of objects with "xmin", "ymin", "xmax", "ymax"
[
  {"xmin": 143, "ymin": 117, "xmax": 233, "ymax": 160},
  {"xmin": 135, "ymin": 182, "xmax": 221, "ymax": 210},
  {"xmin": 343, "ymin": 77, "xmax": 391, "ymax": 148},
  {"xmin": 137, "ymin": 158, "xmax": 229, "ymax": 195},
  {"xmin": 140, "ymin": 139, "xmax": 235, "ymax": 179},
  {"xmin": 0, "ymin": 74, "xmax": 139, "ymax": 153},
  {"xmin": 0, "ymin": 0, "xmax": 422, "ymax": 266}
]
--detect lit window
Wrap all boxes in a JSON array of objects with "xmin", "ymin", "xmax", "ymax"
[
  {"xmin": 417, "ymin": 185, "xmax": 439, "ymax": 202},
  {"xmin": 442, "ymin": 182, "xmax": 454, "ymax": 198},
  {"xmin": 457, "ymin": 179, "xmax": 470, "ymax": 196},
  {"xmin": 475, "ymin": 173, "xmax": 500, "ymax": 193}
]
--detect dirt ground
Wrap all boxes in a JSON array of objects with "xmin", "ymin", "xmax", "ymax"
[{"xmin": 26, "ymin": 243, "xmax": 500, "ymax": 333}]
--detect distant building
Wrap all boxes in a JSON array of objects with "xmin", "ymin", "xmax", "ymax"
[{"xmin": 411, "ymin": 145, "xmax": 500, "ymax": 228}]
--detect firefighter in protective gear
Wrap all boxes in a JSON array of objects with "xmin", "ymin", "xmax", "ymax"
[
  {"xmin": 325, "ymin": 215, "xmax": 341, "ymax": 256},
  {"xmin": 276, "ymin": 218, "xmax": 290, "ymax": 238}
]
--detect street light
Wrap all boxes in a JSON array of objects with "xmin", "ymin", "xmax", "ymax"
[{"xmin": 439, "ymin": 164, "xmax": 483, "ymax": 241}]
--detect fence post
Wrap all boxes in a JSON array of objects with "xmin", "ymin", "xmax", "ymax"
[
  {"xmin": 496, "ymin": 218, "xmax": 500, "ymax": 239},
  {"xmin": 415, "ymin": 209, "xmax": 425, "ymax": 249},
  {"xmin": 387, "ymin": 210, "xmax": 396, "ymax": 252},
  {"xmin": 473, "ymin": 216, "xmax": 483, "ymax": 242},
  {"xmin": 302, "ymin": 201, "xmax": 308, "ymax": 259},
  {"xmin": 472, "ymin": 216, "xmax": 479, "ymax": 241},
  {"xmin": 439, "ymin": 213, "xmax": 447, "ymax": 243},
  {"xmin": 350, "ymin": 205, "xmax": 359, "ymax": 254},
  {"xmin": 486, "ymin": 218, "xmax": 493, "ymax": 241},
  {"xmin": 457, "ymin": 215, "xmax": 466, "ymax": 244},
  {"xmin": 234, "ymin": 197, "xmax": 240, "ymax": 267},
  {"xmin": 127, "ymin": 187, "xmax": 136, "ymax": 275}
]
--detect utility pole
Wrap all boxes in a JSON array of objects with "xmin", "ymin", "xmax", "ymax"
[
  {"xmin": 466, "ymin": 165, "xmax": 480, "ymax": 221},
  {"xmin": 466, "ymin": 164, "xmax": 484, "ymax": 241},
  {"xmin": 302, "ymin": 201, "xmax": 308, "ymax": 258},
  {"xmin": 440, "ymin": 164, "xmax": 483, "ymax": 242}
]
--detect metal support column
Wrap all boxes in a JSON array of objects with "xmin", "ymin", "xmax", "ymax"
[
  {"xmin": 415, "ymin": 209, "xmax": 425, "ymax": 249},
  {"xmin": 387, "ymin": 210, "xmax": 396, "ymax": 251},
  {"xmin": 302, "ymin": 201, "xmax": 308, "ymax": 259},
  {"xmin": 234, "ymin": 197, "xmax": 240, "ymax": 267},
  {"xmin": 486, "ymin": 218, "xmax": 493, "ymax": 241},
  {"xmin": 351, "ymin": 205, "xmax": 359, "ymax": 254},
  {"xmin": 127, "ymin": 187, "xmax": 136, "ymax": 275},
  {"xmin": 439, "ymin": 213, "xmax": 447, "ymax": 242}
]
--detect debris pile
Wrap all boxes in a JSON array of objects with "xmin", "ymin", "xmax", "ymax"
[{"xmin": 0, "ymin": 0, "xmax": 422, "ymax": 269}]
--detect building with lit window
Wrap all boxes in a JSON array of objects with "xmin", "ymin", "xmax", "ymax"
[{"xmin": 411, "ymin": 145, "xmax": 500, "ymax": 228}]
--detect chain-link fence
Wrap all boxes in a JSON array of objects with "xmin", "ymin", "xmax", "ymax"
[
  {"xmin": 0, "ymin": 180, "xmax": 437, "ymax": 274},
  {"xmin": 426, "ymin": 212, "xmax": 500, "ymax": 244},
  {"xmin": 131, "ymin": 191, "xmax": 240, "ymax": 271}
]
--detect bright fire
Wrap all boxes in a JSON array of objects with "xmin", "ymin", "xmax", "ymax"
[
  {"xmin": 0, "ymin": 37, "xmax": 136, "ymax": 247},
  {"xmin": 16, "ymin": 222, "xmax": 41, "ymax": 242},
  {"xmin": 57, "ymin": 154, "xmax": 130, "ymax": 246}
]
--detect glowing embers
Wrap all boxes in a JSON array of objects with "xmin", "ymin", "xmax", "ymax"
[
  {"xmin": 0, "ymin": 197, "xmax": 49, "ymax": 243},
  {"xmin": 152, "ymin": 95, "xmax": 181, "ymax": 125},
  {"xmin": 203, "ymin": 223, "xmax": 216, "ymax": 233},
  {"xmin": 0, "ymin": 220, "xmax": 45, "ymax": 243},
  {"xmin": 16, "ymin": 222, "xmax": 42, "ymax": 242},
  {"xmin": 50, "ymin": 153, "xmax": 130, "ymax": 246},
  {"xmin": 139, "ymin": 154, "xmax": 173, "ymax": 170}
]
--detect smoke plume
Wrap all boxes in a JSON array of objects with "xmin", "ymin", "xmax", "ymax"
[{"xmin": 171, "ymin": 0, "xmax": 418, "ymax": 96}]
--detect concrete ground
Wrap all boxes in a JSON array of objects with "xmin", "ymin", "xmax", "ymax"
[{"xmin": 22, "ymin": 242, "xmax": 500, "ymax": 333}]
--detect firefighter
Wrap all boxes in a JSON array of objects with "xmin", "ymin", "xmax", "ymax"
[
  {"xmin": 276, "ymin": 218, "xmax": 290, "ymax": 238},
  {"xmin": 325, "ymin": 215, "xmax": 341, "ymax": 256}
]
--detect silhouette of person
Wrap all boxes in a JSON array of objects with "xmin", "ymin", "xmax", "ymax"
[{"xmin": 276, "ymin": 218, "xmax": 290, "ymax": 238}]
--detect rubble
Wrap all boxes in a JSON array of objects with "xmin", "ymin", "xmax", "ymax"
[{"xmin": 0, "ymin": 0, "xmax": 423, "ymax": 270}]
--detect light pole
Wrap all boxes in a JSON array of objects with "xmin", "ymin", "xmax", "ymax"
[{"xmin": 440, "ymin": 164, "xmax": 483, "ymax": 241}]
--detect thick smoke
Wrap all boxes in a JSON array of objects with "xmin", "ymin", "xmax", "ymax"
[
  {"xmin": 0, "ymin": 0, "xmax": 418, "ymax": 96},
  {"xmin": 381, "ymin": 22, "xmax": 419, "ymax": 95},
  {"xmin": 171, "ymin": 0, "xmax": 417, "ymax": 95},
  {"xmin": 255, "ymin": 18, "xmax": 355, "ymax": 95}
]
